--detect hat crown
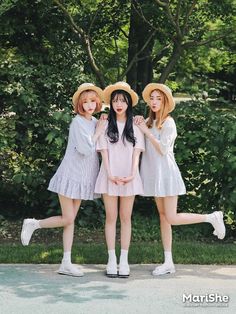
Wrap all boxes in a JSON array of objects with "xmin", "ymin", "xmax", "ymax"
[
  {"xmin": 78, "ymin": 83, "xmax": 95, "ymax": 90},
  {"xmin": 158, "ymin": 84, "xmax": 172, "ymax": 96},
  {"xmin": 103, "ymin": 81, "xmax": 138, "ymax": 106},
  {"xmin": 112, "ymin": 81, "xmax": 131, "ymax": 90}
]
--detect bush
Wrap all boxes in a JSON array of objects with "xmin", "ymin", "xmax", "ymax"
[
  {"xmin": 1, "ymin": 99, "xmax": 235, "ymax": 234},
  {"xmin": 173, "ymin": 99, "xmax": 236, "ymax": 232}
]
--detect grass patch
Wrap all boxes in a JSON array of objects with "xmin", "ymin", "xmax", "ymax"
[
  {"xmin": 1, "ymin": 213, "xmax": 235, "ymax": 265},
  {"xmin": 0, "ymin": 241, "xmax": 235, "ymax": 264}
]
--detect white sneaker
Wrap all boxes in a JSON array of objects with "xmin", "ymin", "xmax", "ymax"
[
  {"xmin": 118, "ymin": 263, "xmax": 130, "ymax": 278},
  {"xmin": 106, "ymin": 262, "xmax": 118, "ymax": 278},
  {"xmin": 210, "ymin": 211, "xmax": 226, "ymax": 240},
  {"xmin": 21, "ymin": 218, "xmax": 39, "ymax": 246},
  {"xmin": 152, "ymin": 263, "xmax": 175, "ymax": 276},
  {"xmin": 58, "ymin": 262, "xmax": 84, "ymax": 277}
]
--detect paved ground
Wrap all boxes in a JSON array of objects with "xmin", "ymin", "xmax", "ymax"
[{"xmin": 0, "ymin": 264, "xmax": 235, "ymax": 314}]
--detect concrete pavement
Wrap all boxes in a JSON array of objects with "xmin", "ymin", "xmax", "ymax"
[{"xmin": 0, "ymin": 264, "xmax": 235, "ymax": 314}]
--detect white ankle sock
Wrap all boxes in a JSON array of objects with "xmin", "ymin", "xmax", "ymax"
[
  {"xmin": 119, "ymin": 249, "xmax": 128, "ymax": 265},
  {"xmin": 205, "ymin": 213, "xmax": 213, "ymax": 223},
  {"xmin": 36, "ymin": 220, "xmax": 42, "ymax": 228},
  {"xmin": 164, "ymin": 251, "xmax": 173, "ymax": 265},
  {"xmin": 62, "ymin": 251, "xmax": 71, "ymax": 264},
  {"xmin": 108, "ymin": 249, "xmax": 117, "ymax": 264}
]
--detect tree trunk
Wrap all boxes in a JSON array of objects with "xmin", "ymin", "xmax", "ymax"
[
  {"xmin": 126, "ymin": 0, "xmax": 154, "ymax": 95},
  {"xmin": 136, "ymin": 36, "xmax": 154, "ymax": 95},
  {"xmin": 159, "ymin": 44, "xmax": 183, "ymax": 83},
  {"xmin": 126, "ymin": 0, "xmax": 138, "ymax": 90}
]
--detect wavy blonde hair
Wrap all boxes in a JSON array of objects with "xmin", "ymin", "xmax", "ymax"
[{"xmin": 146, "ymin": 89, "xmax": 170, "ymax": 129}]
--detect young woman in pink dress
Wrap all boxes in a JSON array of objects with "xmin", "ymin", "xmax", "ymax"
[{"xmin": 95, "ymin": 82, "xmax": 145, "ymax": 278}]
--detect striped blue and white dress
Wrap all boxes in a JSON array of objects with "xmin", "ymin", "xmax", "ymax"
[{"xmin": 48, "ymin": 114, "xmax": 100, "ymax": 200}]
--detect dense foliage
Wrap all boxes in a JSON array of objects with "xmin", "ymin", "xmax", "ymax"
[
  {"xmin": 0, "ymin": 0, "xmax": 235, "ymax": 236},
  {"xmin": 1, "ymin": 99, "xmax": 235, "ymax": 234}
]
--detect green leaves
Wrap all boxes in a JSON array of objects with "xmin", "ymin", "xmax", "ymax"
[
  {"xmin": 0, "ymin": 0, "xmax": 19, "ymax": 16},
  {"xmin": 173, "ymin": 100, "xmax": 236, "ymax": 230}
]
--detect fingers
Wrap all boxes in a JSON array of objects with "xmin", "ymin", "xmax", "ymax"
[
  {"xmin": 134, "ymin": 115, "xmax": 145, "ymax": 125},
  {"xmin": 100, "ymin": 113, "xmax": 108, "ymax": 120}
]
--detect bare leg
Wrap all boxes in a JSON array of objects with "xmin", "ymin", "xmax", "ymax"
[
  {"xmin": 155, "ymin": 197, "xmax": 172, "ymax": 252},
  {"xmin": 21, "ymin": 195, "xmax": 83, "ymax": 276},
  {"xmin": 103, "ymin": 194, "xmax": 118, "ymax": 249},
  {"xmin": 62, "ymin": 198, "xmax": 81, "ymax": 252},
  {"xmin": 21, "ymin": 194, "xmax": 79, "ymax": 246},
  {"xmin": 152, "ymin": 197, "xmax": 175, "ymax": 276},
  {"xmin": 39, "ymin": 194, "xmax": 77, "ymax": 229},
  {"xmin": 163, "ymin": 196, "xmax": 206, "ymax": 225},
  {"xmin": 57, "ymin": 197, "xmax": 83, "ymax": 276},
  {"xmin": 103, "ymin": 194, "xmax": 118, "ymax": 276},
  {"xmin": 163, "ymin": 196, "xmax": 225, "ymax": 239},
  {"xmin": 119, "ymin": 196, "xmax": 135, "ymax": 250},
  {"xmin": 118, "ymin": 196, "xmax": 135, "ymax": 277}
]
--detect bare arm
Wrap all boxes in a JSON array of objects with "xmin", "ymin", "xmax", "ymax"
[
  {"xmin": 121, "ymin": 148, "xmax": 142, "ymax": 184},
  {"xmin": 100, "ymin": 149, "xmax": 118, "ymax": 184},
  {"xmin": 92, "ymin": 119, "xmax": 106, "ymax": 143},
  {"xmin": 135, "ymin": 120, "xmax": 163, "ymax": 155}
]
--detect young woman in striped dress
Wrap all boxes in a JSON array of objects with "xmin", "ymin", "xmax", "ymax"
[
  {"xmin": 135, "ymin": 83, "xmax": 225, "ymax": 276},
  {"xmin": 21, "ymin": 83, "xmax": 106, "ymax": 277}
]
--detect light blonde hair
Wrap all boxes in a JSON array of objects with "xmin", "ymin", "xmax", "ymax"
[
  {"xmin": 75, "ymin": 90, "xmax": 102, "ymax": 115},
  {"xmin": 146, "ymin": 89, "xmax": 170, "ymax": 129}
]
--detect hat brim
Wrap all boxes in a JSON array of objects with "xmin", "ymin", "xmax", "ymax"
[
  {"xmin": 72, "ymin": 86, "xmax": 103, "ymax": 108},
  {"xmin": 104, "ymin": 85, "xmax": 139, "ymax": 107},
  {"xmin": 142, "ymin": 83, "xmax": 175, "ymax": 112}
]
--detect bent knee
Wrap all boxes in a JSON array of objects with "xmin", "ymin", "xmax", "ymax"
[
  {"xmin": 158, "ymin": 211, "xmax": 166, "ymax": 220},
  {"xmin": 165, "ymin": 215, "xmax": 177, "ymax": 225},
  {"xmin": 64, "ymin": 216, "xmax": 75, "ymax": 225}
]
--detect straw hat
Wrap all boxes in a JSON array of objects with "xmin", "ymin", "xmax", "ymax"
[
  {"xmin": 103, "ymin": 81, "xmax": 139, "ymax": 106},
  {"xmin": 142, "ymin": 83, "xmax": 175, "ymax": 112},
  {"xmin": 72, "ymin": 83, "xmax": 103, "ymax": 108}
]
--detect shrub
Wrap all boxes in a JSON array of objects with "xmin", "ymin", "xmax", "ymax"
[{"xmin": 1, "ymin": 99, "xmax": 235, "ymax": 234}]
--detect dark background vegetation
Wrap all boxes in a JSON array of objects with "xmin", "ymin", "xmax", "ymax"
[{"xmin": 0, "ymin": 0, "xmax": 235, "ymax": 240}]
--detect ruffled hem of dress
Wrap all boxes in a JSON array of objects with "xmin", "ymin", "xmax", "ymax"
[
  {"xmin": 95, "ymin": 181, "xmax": 144, "ymax": 196},
  {"xmin": 95, "ymin": 189, "xmax": 144, "ymax": 197},
  {"xmin": 48, "ymin": 175, "xmax": 100, "ymax": 200},
  {"xmin": 142, "ymin": 187, "xmax": 186, "ymax": 197}
]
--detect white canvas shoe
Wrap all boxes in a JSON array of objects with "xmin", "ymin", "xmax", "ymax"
[
  {"xmin": 106, "ymin": 262, "xmax": 118, "ymax": 278},
  {"xmin": 210, "ymin": 211, "xmax": 226, "ymax": 240},
  {"xmin": 21, "ymin": 218, "xmax": 39, "ymax": 246},
  {"xmin": 118, "ymin": 263, "xmax": 130, "ymax": 278},
  {"xmin": 58, "ymin": 262, "xmax": 84, "ymax": 277},
  {"xmin": 152, "ymin": 263, "xmax": 175, "ymax": 276}
]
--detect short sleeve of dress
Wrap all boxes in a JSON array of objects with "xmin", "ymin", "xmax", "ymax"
[
  {"xmin": 70, "ymin": 117, "xmax": 95, "ymax": 156},
  {"xmin": 159, "ymin": 118, "xmax": 177, "ymax": 155},
  {"xmin": 96, "ymin": 121, "xmax": 108, "ymax": 151},
  {"xmin": 134, "ymin": 124, "xmax": 145, "ymax": 151}
]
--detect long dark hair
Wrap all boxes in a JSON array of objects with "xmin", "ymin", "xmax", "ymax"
[{"xmin": 107, "ymin": 90, "xmax": 136, "ymax": 146}]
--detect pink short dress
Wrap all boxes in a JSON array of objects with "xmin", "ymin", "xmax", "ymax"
[{"xmin": 94, "ymin": 121, "xmax": 145, "ymax": 196}]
